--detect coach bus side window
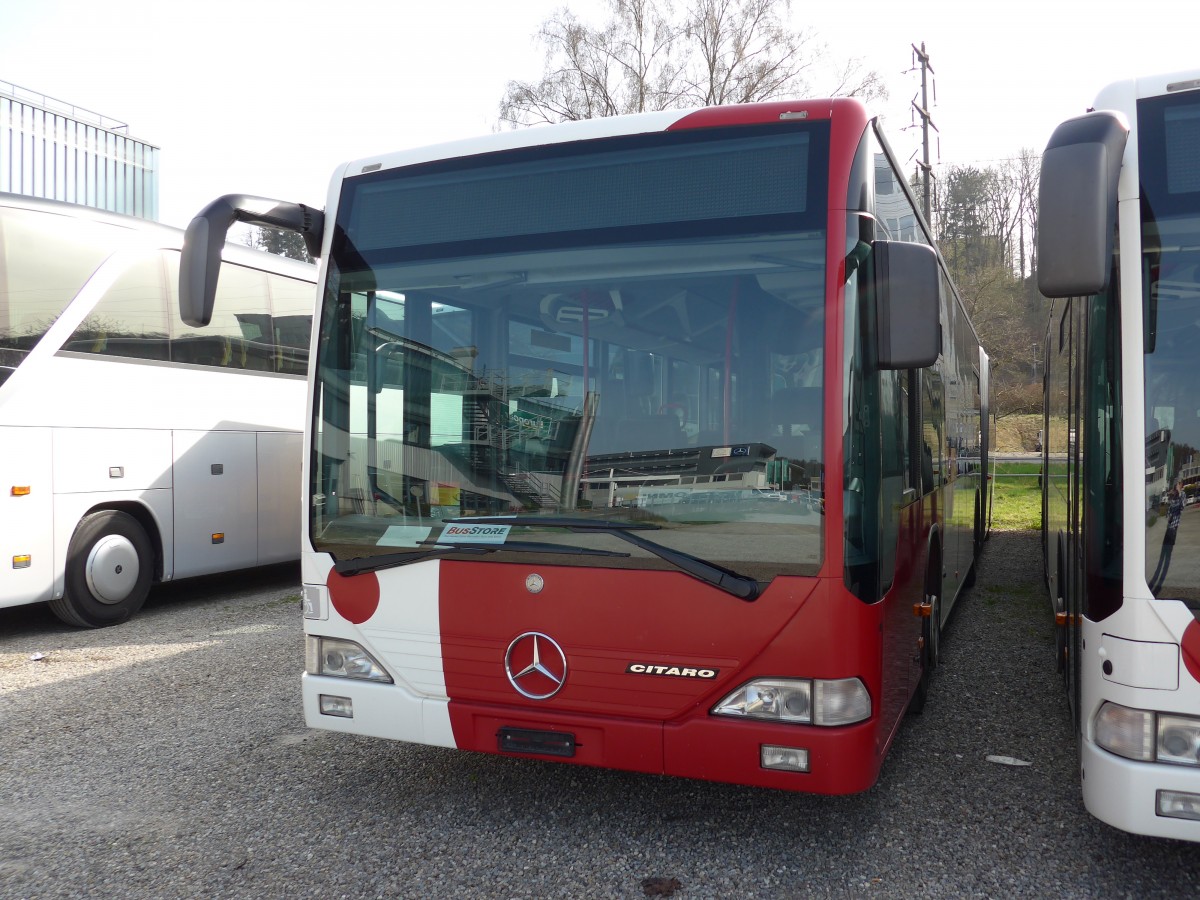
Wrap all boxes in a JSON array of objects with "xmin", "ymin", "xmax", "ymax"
[
  {"xmin": 61, "ymin": 253, "xmax": 171, "ymax": 362},
  {"xmin": 266, "ymin": 272, "xmax": 313, "ymax": 376},
  {"xmin": 0, "ymin": 208, "xmax": 117, "ymax": 382},
  {"xmin": 170, "ymin": 261, "xmax": 273, "ymax": 371}
]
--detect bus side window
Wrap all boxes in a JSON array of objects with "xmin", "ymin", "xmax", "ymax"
[
  {"xmin": 267, "ymin": 272, "xmax": 313, "ymax": 376},
  {"xmin": 61, "ymin": 254, "xmax": 170, "ymax": 362},
  {"xmin": 169, "ymin": 260, "xmax": 272, "ymax": 371}
]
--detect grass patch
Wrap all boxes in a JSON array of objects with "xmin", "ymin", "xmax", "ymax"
[{"xmin": 991, "ymin": 463, "xmax": 1042, "ymax": 531}]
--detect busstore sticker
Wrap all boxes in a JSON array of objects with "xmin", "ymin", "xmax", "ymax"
[{"xmin": 438, "ymin": 523, "xmax": 512, "ymax": 544}]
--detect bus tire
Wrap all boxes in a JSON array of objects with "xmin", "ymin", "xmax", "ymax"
[
  {"xmin": 910, "ymin": 556, "xmax": 942, "ymax": 715},
  {"xmin": 51, "ymin": 510, "xmax": 154, "ymax": 628},
  {"xmin": 963, "ymin": 491, "xmax": 982, "ymax": 589},
  {"xmin": 1055, "ymin": 537, "xmax": 1068, "ymax": 677}
]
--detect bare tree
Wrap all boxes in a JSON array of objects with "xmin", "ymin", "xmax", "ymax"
[
  {"xmin": 499, "ymin": 0, "xmax": 886, "ymax": 127},
  {"xmin": 1011, "ymin": 147, "xmax": 1040, "ymax": 279}
]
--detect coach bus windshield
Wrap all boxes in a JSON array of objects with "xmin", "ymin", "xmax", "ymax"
[
  {"xmin": 311, "ymin": 125, "xmax": 830, "ymax": 581},
  {"xmin": 1140, "ymin": 91, "xmax": 1200, "ymax": 603}
]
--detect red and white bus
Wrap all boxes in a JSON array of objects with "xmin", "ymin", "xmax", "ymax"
[
  {"xmin": 181, "ymin": 98, "xmax": 988, "ymax": 794},
  {"xmin": 1040, "ymin": 70, "xmax": 1200, "ymax": 839}
]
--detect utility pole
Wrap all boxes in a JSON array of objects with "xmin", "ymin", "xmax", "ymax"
[{"xmin": 910, "ymin": 43, "xmax": 937, "ymax": 225}]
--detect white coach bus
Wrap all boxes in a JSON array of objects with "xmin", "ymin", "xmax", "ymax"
[{"xmin": 0, "ymin": 194, "xmax": 315, "ymax": 627}]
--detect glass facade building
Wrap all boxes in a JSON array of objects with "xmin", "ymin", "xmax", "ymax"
[{"xmin": 1, "ymin": 80, "xmax": 159, "ymax": 220}]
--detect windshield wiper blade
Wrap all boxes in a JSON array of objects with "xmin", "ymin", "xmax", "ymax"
[
  {"xmin": 442, "ymin": 516, "xmax": 760, "ymax": 601},
  {"xmin": 333, "ymin": 540, "xmax": 630, "ymax": 577},
  {"xmin": 442, "ymin": 515, "xmax": 660, "ymax": 531},
  {"xmin": 335, "ymin": 545, "xmax": 493, "ymax": 576}
]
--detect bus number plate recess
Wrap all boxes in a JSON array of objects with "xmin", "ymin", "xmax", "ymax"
[{"xmin": 497, "ymin": 727, "xmax": 576, "ymax": 758}]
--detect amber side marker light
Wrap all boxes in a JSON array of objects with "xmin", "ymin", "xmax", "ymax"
[
  {"xmin": 14, "ymin": 555, "xmax": 31, "ymax": 569},
  {"xmin": 11, "ymin": 486, "xmax": 31, "ymax": 496},
  {"xmin": 212, "ymin": 533, "xmax": 225, "ymax": 544}
]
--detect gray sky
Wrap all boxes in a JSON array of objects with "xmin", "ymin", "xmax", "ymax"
[{"xmin": 3, "ymin": 0, "xmax": 1196, "ymax": 229}]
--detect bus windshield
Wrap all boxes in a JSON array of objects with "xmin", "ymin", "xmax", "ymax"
[
  {"xmin": 0, "ymin": 206, "xmax": 121, "ymax": 386},
  {"xmin": 1140, "ymin": 92, "xmax": 1200, "ymax": 603},
  {"xmin": 312, "ymin": 126, "xmax": 829, "ymax": 581}
]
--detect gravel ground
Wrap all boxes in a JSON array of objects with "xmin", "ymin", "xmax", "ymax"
[{"xmin": 1, "ymin": 534, "xmax": 1198, "ymax": 899}]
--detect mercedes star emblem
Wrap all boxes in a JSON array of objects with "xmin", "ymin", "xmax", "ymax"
[{"xmin": 505, "ymin": 632, "xmax": 567, "ymax": 699}]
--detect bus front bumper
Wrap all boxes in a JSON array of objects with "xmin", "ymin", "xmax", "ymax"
[{"xmin": 1081, "ymin": 738, "xmax": 1200, "ymax": 842}]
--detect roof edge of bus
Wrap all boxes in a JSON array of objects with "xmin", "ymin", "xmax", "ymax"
[
  {"xmin": 339, "ymin": 98, "xmax": 865, "ymax": 178},
  {"xmin": 0, "ymin": 190, "xmax": 179, "ymax": 234},
  {"xmin": 0, "ymin": 190, "xmax": 317, "ymax": 276},
  {"xmin": 1092, "ymin": 67, "xmax": 1200, "ymax": 109},
  {"xmin": 667, "ymin": 97, "xmax": 862, "ymax": 130}
]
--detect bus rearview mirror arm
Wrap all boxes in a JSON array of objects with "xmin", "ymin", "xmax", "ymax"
[{"xmin": 179, "ymin": 195, "xmax": 325, "ymax": 327}]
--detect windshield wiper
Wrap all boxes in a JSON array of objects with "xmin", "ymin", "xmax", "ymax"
[
  {"xmin": 334, "ymin": 541, "xmax": 629, "ymax": 577},
  {"xmin": 441, "ymin": 516, "xmax": 760, "ymax": 601}
]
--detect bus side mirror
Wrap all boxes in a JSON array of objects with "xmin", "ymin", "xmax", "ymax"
[
  {"xmin": 1036, "ymin": 111, "xmax": 1129, "ymax": 299},
  {"xmin": 179, "ymin": 195, "xmax": 324, "ymax": 327},
  {"xmin": 874, "ymin": 240, "xmax": 940, "ymax": 370}
]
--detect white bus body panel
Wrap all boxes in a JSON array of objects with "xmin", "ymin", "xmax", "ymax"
[
  {"xmin": 53, "ymin": 427, "xmax": 172, "ymax": 494},
  {"xmin": 257, "ymin": 430, "xmax": 303, "ymax": 565},
  {"xmin": 1080, "ymin": 600, "xmax": 1200, "ymax": 839},
  {"xmin": 172, "ymin": 429, "xmax": 259, "ymax": 578},
  {"xmin": 0, "ymin": 426, "xmax": 55, "ymax": 608},
  {"xmin": 300, "ymin": 553, "xmax": 456, "ymax": 747}
]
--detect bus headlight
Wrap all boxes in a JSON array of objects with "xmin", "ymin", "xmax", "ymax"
[
  {"xmin": 713, "ymin": 678, "xmax": 870, "ymax": 726},
  {"xmin": 305, "ymin": 636, "xmax": 392, "ymax": 683},
  {"xmin": 1157, "ymin": 714, "xmax": 1200, "ymax": 766},
  {"xmin": 1095, "ymin": 703, "xmax": 1200, "ymax": 766}
]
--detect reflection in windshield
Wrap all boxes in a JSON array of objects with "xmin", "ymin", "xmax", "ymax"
[{"xmin": 1143, "ymin": 215, "xmax": 1200, "ymax": 603}]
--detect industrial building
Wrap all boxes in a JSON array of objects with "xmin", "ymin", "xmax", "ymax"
[{"xmin": 0, "ymin": 79, "xmax": 158, "ymax": 219}]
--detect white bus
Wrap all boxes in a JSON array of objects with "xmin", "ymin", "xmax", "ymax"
[
  {"xmin": 0, "ymin": 194, "xmax": 315, "ymax": 627},
  {"xmin": 1039, "ymin": 69, "xmax": 1200, "ymax": 840}
]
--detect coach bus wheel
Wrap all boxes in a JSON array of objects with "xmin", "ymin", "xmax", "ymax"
[{"xmin": 51, "ymin": 511, "xmax": 154, "ymax": 628}]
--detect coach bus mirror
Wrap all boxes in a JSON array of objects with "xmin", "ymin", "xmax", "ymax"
[
  {"xmin": 873, "ymin": 240, "xmax": 940, "ymax": 370},
  {"xmin": 180, "ymin": 195, "xmax": 324, "ymax": 327},
  {"xmin": 1036, "ymin": 111, "xmax": 1129, "ymax": 299}
]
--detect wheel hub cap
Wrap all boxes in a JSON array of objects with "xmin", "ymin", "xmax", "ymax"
[{"xmin": 86, "ymin": 535, "xmax": 140, "ymax": 605}]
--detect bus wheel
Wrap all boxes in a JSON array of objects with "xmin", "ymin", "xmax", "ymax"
[
  {"xmin": 1055, "ymin": 539, "xmax": 1068, "ymax": 677},
  {"xmin": 963, "ymin": 491, "xmax": 982, "ymax": 589},
  {"xmin": 910, "ymin": 564, "xmax": 942, "ymax": 715},
  {"xmin": 51, "ymin": 511, "xmax": 153, "ymax": 628}
]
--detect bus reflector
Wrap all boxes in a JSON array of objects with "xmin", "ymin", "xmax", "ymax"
[
  {"xmin": 212, "ymin": 533, "xmax": 224, "ymax": 544},
  {"xmin": 762, "ymin": 745, "xmax": 809, "ymax": 772},
  {"xmin": 1157, "ymin": 790, "xmax": 1200, "ymax": 821},
  {"xmin": 11, "ymin": 486, "xmax": 30, "ymax": 496},
  {"xmin": 13, "ymin": 555, "xmax": 31, "ymax": 569}
]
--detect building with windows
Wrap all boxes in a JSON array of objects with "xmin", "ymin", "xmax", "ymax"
[{"xmin": 1, "ymin": 79, "xmax": 159, "ymax": 220}]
